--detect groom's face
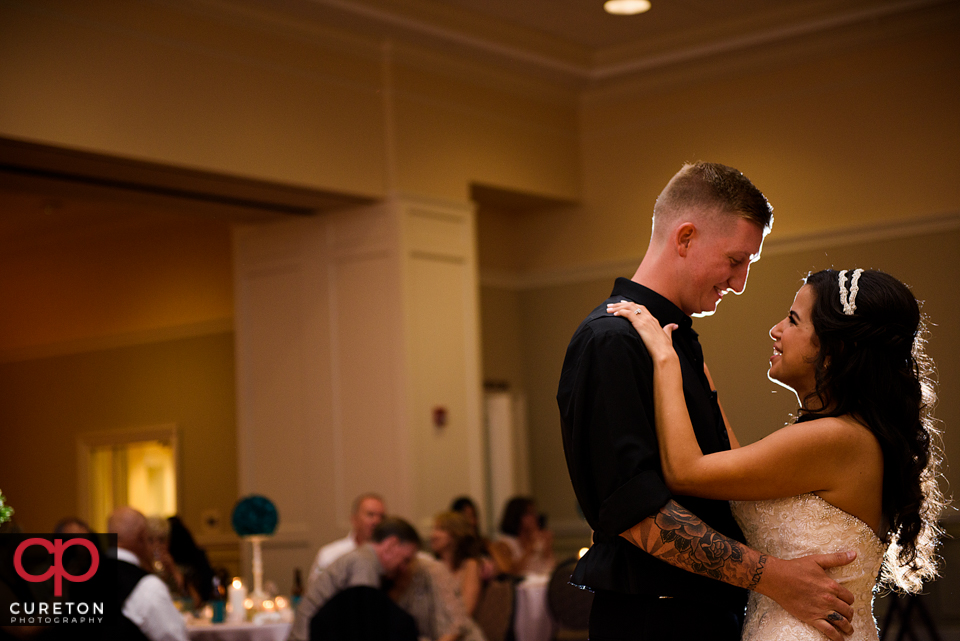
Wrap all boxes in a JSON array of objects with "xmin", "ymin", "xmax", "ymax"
[{"xmin": 679, "ymin": 216, "xmax": 765, "ymax": 317}]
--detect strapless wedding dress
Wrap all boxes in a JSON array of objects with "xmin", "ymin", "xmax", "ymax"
[{"xmin": 732, "ymin": 493, "xmax": 886, "ymax": 641}]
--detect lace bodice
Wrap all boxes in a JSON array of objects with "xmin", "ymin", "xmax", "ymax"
[{"xmin": 732, "ymin": 493, "xmax": 886, "ymax": 641}]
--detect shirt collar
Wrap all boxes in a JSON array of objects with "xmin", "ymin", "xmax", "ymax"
[
  {"xmin": 610, "ymin": 277, "xmax": 693, "ymax": 333},
  {"xmin": 116, "ymin": 547, "xmax": 142, "ymax": 567}
]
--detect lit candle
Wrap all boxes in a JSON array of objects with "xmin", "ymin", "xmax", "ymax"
[{"xmin": 227, "ymin": 578, "xmax": 247, "ymax": 623}]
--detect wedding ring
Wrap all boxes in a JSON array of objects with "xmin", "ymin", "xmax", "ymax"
[{"xmin": 634, "ymin": 307, "xmax": 642, "ymax": 315}]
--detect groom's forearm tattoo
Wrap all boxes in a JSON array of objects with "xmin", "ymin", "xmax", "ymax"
[
  {"xmin": 622, "ymin": 500, "xmax": 767, "ymax": 590},
  {"xmin": 747, "ymin": 554, "xmax": 767, "ymax": 591}
]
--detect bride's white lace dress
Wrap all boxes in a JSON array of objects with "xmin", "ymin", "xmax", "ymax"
[{"xmin": 732, "ymin": 493, "xmax": 887, "ymax": 640}]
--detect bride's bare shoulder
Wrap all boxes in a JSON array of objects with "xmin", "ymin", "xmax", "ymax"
[{"xmin": 778, "ymin": 414, "xmax": 879, "ymax": 451}]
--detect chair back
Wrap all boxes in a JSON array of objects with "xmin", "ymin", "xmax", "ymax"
[
  {"xmin": 473, "ymin": 575, "xmax": 518, "ymax": 641},
  {"xmin": 546, "ymin": 557, "xmax": 593, "ymax": 635}
]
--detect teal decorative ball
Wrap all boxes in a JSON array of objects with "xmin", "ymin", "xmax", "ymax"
[{"xmin": 231, "ymin": 495, "xmax": 278, "ymax": 536}]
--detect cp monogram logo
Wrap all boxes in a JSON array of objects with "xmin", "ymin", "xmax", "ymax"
[{"xmin": 14, "ymin": 538, "xmax": 100, "ymax": 597}]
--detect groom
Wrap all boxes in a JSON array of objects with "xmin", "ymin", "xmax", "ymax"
[{"xmin": 558, "ymin": 162, "xmax": 856, "ymax": 641}]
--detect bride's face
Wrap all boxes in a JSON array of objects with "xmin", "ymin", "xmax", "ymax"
[{"xmin": 768, "ymin": 284, "xmax": 821, "ymax": 400}]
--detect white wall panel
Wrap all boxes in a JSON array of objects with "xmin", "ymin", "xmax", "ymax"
[
  {"xmin": 328, "ymin": 247, "xmax": 410, "ymax": 522},
  {"xmin": 234, "ymin": 196, "xmax": 482, "ymax": 587}
]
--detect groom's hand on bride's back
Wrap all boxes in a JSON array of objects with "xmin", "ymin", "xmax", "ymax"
[{"xmin": 756, "ymin": 550, "xmax": 857, "ymax": 641}]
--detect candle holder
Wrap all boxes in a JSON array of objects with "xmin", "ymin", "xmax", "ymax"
[
  {"xmin": 246, "ymin": 535, "xmax": 269, "ymax": 605},
  {"xmin": 231, "ymin": 494, "xmax": 279, "ymax": 613}
]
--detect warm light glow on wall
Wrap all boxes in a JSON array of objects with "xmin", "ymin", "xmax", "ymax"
[
  {"xmin": 604, "ymin": 0, "xmax": 651, "ymax": 16},
  {"xmin": 89, "ymin": 440, "xmax": 176, "ymax": 530}
]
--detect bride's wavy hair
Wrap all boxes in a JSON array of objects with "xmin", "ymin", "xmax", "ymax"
[{"xmin": 802, "ymin": 269, "xmax": 946, "ymax": 593}]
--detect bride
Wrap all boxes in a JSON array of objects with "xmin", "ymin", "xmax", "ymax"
[{"xmin": 608, "ymin": 268, "xmax": 945, "ymax": 640}]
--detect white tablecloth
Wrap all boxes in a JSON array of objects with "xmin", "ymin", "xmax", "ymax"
[
  {"xmin": 187, "ymin": 621, "xmax": 291, "ymax": 641},
  {"xmin": 513, "ymin": 574, "xmax": 554, "ymax": 641}
]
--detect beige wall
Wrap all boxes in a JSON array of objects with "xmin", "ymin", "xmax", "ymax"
[
  {"xmin": 0, "ymin": 331, "xmax": 238, "ymax": 541},
  {"xmin": 391, "ymin": 47, "xmax": 580, "ymax": 201},
  {"xmin": 0, "ymin": 201, "xmax": 238, "ymax": 547},
  {"xmin": 0, "ymin": 203, "xmax": 233, "ymax": 355},
  {"xmin": 508, "ymin": 19, "xmax": 960, "ymax": 273},
  {"xmin": 0, "ymin": 0, "xmax": 580, "ymax": 204},
  {"xmin": 0, "ymin": 0, "xmax": 387, "ymax": 196}
]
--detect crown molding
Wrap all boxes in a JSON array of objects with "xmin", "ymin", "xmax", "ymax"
[
  {"xmin": 290, "ymin": 0, "xmax": 953, "ymax": 86},
  {"xmin": 307, "ymin": 0, "xmax": 589, "ymax": 77},
  {"xmin": 183, "ymin": 0, "xmax": 959, "ymax": 102},
  {"xmin": 590, "ymin": 0, "xmax": 946, "ymax": 80}
]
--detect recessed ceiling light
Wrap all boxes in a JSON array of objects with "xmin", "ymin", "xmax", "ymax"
[{"xmin": 604, "ymin": 0, "xmax": 651, "ymax": 15}]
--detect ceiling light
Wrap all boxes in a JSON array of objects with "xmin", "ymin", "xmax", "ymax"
[{"xmin": 604, "ymin": 0, "xmax": 651, "ymax": 15}]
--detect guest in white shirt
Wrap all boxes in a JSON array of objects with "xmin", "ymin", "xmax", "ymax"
[
  {"xmin": 108, "ymin": 507, "xmax": 188, "ymax": 641},
  {"xmin": 306, "ymin": 493, "xmax": 385, "ymax": 586}
]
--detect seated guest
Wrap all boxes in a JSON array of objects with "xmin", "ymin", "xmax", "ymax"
[
  {"xmin": 449, "ymin": 497, "xmax": 497, "ymax": 582},
  {"xmin": 53, "ymin": 517, "xmax": 93, "ymax": 535},
  {"xmin": 307, "ymin": 493, "xmax": 385, "ymax": 586},
  {"xmin": 392, "ymin": 552, "xmax": 487, "ymax": 641},
  {"xmin": 288, "ymin": 517, "xmax": 420, "ymax": 641},
  {"xmin": 430, "ymin": 512, "xmax": 483, "ymax": 616},
  {"xmin": 449, "ymin": 497, "xmax": 481, "ymax": 536},
  {"xmin": 108, "ymin": 506, "xmax": 188, "ymax": 641},
  {"xmin": 167, "ymin": 515, "xmax": 215, "ymax": 604},
  {"xmin": 489, "ymin": 497, "xmax": 554, "ymax": 577},
  {"xmin": 145, "ymin": 516, "xmax": 193, "ymax": 604}
]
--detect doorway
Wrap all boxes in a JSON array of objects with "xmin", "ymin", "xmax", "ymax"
[{"xmin": 77, "ymin": 425, "xmax": 179, "ymax": 532}]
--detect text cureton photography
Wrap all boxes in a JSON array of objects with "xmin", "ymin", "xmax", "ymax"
[{"xmin": 1, "ymin": 533, "xmax": 118, "ymax": 629}]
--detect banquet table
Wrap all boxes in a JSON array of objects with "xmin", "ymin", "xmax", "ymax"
[
  {"xmin": 186, "ymin": 621, "xmax": 292, "ymax": 641},
  {"xmin": 513, "ymin": 573, "xmax": 554, "ymax": 641}
]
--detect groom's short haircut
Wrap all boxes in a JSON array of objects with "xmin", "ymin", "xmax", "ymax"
[{"xmin": 651, "ymin": 161, "xmax": 773, "ymax": 243}]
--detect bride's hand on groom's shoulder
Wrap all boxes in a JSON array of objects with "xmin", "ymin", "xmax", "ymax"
[{"xmin": 606, "ymin": 302, "xmax": 678, "ymax": 364}]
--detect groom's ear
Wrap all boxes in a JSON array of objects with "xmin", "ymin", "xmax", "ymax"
[{"xmin": 675, "ymin": 223, "xmax": 697, "ymax": 258}]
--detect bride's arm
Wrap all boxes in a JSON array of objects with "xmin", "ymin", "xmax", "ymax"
[
  {"xmin": 606, "ymin": 301, "xmax": 716, "ymax": 492},
  {"xmin": 607, "ymin": 303, "xmax": 852, "ymax": 501}
]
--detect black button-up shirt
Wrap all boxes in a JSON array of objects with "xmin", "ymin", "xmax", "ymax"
[{"xmin": 557, "ymin": 278, "xmax": 746, "ymax": 607}]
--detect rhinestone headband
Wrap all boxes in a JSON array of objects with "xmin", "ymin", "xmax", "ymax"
[{"xmin": 838, "ymin": 269, "xmax": 863, "ymax": 316}]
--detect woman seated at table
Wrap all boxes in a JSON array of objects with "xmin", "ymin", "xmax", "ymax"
[
  {"xmin": 489, "ymin": 497, "xmax": 554, "ymax": 578},
  {"xmin": 430, "ymin": 511, "xmax": 485, "ymax": 616},
  {"xmin": 450, "ymin": 496, "xmax": 499, "ymax": 582}
]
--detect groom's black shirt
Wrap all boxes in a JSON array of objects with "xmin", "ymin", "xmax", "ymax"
[{"xmin": 557, "ymin": 278, "xmax": 747, "ymax": 609}]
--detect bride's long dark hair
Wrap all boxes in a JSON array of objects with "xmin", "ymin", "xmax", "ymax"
[{"xmin": 801, "ymin": 269, "xmax": 945, "ymax": 593}]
